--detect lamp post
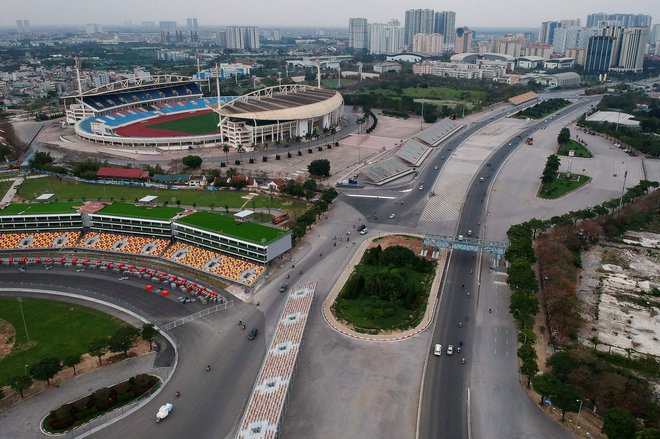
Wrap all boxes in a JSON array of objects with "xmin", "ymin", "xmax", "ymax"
[
  {"xmin": 17, "ymin": 297, "xmax": 30, "ymax": 345},
  {"xmin": 24, "ymin": 364, "xmax": 29, "ymax": 375},
  {"xmin": 518, "ymin": 330, "xmax": 527, "ymax": 345},
  {"xmin": 420, "ymin": 101, "xmax": 425, "ymax": 131},
  {"xmin": 576, "ymin": 399, "xmax": 583, "ymax": 429}
]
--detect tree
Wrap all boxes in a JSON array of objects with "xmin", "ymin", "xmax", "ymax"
[
  {"xmin": 222, "ymin": 144, "xmax": 230, "ymax": 162},
  {"xmin": 30, "ymin": 357, "xmax": 62, "ymax": 386},
  {"xmin": 553, "ymin": 384, "xmax": 580, "ymax": 421},
  {"xmin": 29, "ymin": 151, "xmax": 53, "ymax": 169},
  {"xmin": 141, "ymin": 323, "xmax": 158, "ymax": 351},
  {"xmin": 509, "ymin": 291, "xmax": 539, "ymax": 328},
  {"xmin": 532, "ymin": 373, "xmax": 560, "ymax": 405},
  {"xmin": 637, "ymin": 429, "xmax": 660, "ymax": 439},
  {"xmin": 63, "ymin": 354, "xmax": 82, "ymax": 376},
  {"xmin": 182, "ymin": 155, "xmax": 203, "ymax": 169},
  {"xmin": 9, "ymin": 375, "xmax": 32, "ymax": 399},
  {"xmin": 308, "ymin": 159, "xmax": 331, "ymax": 177},
  {"xmin": 557, "ymin": 127, "xmax": 571, "ymax": 145},
  {"xmin": 602, "ymin": 408, "xmax": 637, "ymax": 439},
  {"xmin": 89, "ymin": 337, "xmax": 108, "ymax": 366},
  {"xmin": 520, "ymin": 357, "xmax": 539, "ymax": 388},
  {"xmin": 547, "ymin": 154, "xmax": 561, "ymax": 173},
  {"xmin": 547, "ymin": 351, "xmax": 577, "ymax": 382},
  {"xmin": 108, "ymin": 326, "xmax": 139, "ymax": 358}
]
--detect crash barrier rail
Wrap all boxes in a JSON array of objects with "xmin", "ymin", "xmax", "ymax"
[{"xmin": 161, "ymin": 300, "xmax": 234, "ymax": 330}]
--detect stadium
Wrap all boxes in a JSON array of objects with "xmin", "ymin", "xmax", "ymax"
[{"xmin": 64, "ymin": 76, "xmax": 344, "ymax": 150}]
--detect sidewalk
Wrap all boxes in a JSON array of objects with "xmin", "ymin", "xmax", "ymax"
[{"xmin": 0, "ymin": 353, "xmax": 159, "ymax": 439}]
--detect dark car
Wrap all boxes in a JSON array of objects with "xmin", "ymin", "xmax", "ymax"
[
  {"xmin": 279, "ymin": 284, "xmax": 288, "ymax": 293},
  {"xmin": 248, "ymin": 328, "xmax": 258, "ymax": 340}
]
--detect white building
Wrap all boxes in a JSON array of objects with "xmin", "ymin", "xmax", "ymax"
[
  {"xmin": 611, "ymin": 27, "xmax": 648, "ymax": 73},
  {"xmin": 349, "ymin": 18, "xmax": 369, "ymax": 50},
  {"xmin": 543, "ymin": 58, "xmax": 575, "ymax": 69},
  {"xmin": 368, "ymin": 20, "xmax": 403, "ymax": 55},
  {"xmin": 374, "ymin": 62, "xmax": 401, "ymax": 73},
  {"xmin": 413, "ymin": 61, "xmax": 506, "ymax": 80},
  {"xmin": 226, "ymin": 26, "xmax": 260, "ymax": 50}
]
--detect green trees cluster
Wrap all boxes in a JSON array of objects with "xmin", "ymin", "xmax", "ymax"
[
  {"xmin": 29, "ymin": 151, "xmax": 53, "ymax": 170},
  {"xmin": 557, "ymin": 127, "xmax": 571, "ymax": 146},
  {"xmin": 308, "ymin": 159, "xmax": 331, "ymax": 177},
  {"xmin": 280, "ymin": 178, "xmax": 318, "ymax": 200},
  {"xmin": 290, "ymin": 187, "xmax": 338, "ymax": 240},
  {"xmin": 182, "ymin": 155, "xmax": 203, "ymax": 169},
  {"xmin": 541, "ymin": 154, "xmax": 561, "ymax": 184},
  {"xmin": 364, "ymin": 108, "xmax": 378, "ymax": 133},
  {"xmin": 515, "ymin": 98, "xmax": 571, "ymax": 119}
]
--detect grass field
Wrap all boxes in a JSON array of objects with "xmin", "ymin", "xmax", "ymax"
[
  {"xmin": 0, "ymin": 201, "xmax": 80, "ymax": 215},
  {"xmin": 558, "ymin": 139, "xmax": 593, "ymax": 158},
  {"xmin": 0, "ymin": 180, "xmax": 12, "ymax": 199},
  {"xmin": 321, "ymin": 79, "xmax": 358, "ymax": 89},
  {"xmin": 359, "ymin": 86, "xmax": 483, "ymax": 109},
  {"xmin": 539, "ymin": 172, "xmax": 591, "ymax": 199},
  {"xmin": 176, "ymin": 210, "xmax": 289, "ymax": 243},
  {"xmin": 97, "ymin": 203, "xmax": 183, "ymax": 220},
  {"xmin": 146, "ymin": 111, "xmax": 219, "ymax": 135},
  {"xmin": 0, "ymin": 297, "xmax": 124, "ymax": 386},
  {"xmin": 16, "ymin": 176, "xmax": 308, "ymax": 214}
]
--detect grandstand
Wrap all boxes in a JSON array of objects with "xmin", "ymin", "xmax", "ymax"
[
  {"xmin": 415, "ymin": 119, "xmax": 463, "ymax": 146},
  {"xmin": 396, "ymin": 139, "xmax": 432, "ymax": 166},
  {"xmin": 0, "ymin": 231, "xmax": 81, "ymax": 250},
  {"xmin": 80, "ymin": 232, "xmax": 170, "ymax": 256},
  {"xmin": 361, "ymin": 157, "xmax": 414, "ymax": 185},
  {"xmin": 89, "ymin": 203, "xmax": 184, "ymax": 237},
  {"xmin": 0, "ymin": 202, "xmax": 83, "ymax": 231},
  {"xmin": 238, "ymin": 283, "xmax": 316, "ymax": 439}
]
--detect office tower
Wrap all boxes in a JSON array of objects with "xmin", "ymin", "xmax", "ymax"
[
  {"xmin": 17, "ymin": 19, "xmax": 30, "ymax": 34},
  {"xmin": 412, "ymin": 33, "xmax": 444, "ymax": 53},
  {"xmin": 587, "ymin": 13, "xmax": 652, "ymax": 29},
  {"xmin": 226, "ymin": 26, "xmax": 260, "ymax": 50},
  {"xmin": 552, "ymin": 26, "xmax": 588, "ymax": 53},
  {"xmin": 349, "ymin": 18, "xmax": 369, "ymax": 50},
  {"xmin": 404, "ymin": 9, "xmax": 436, "ymax": 47},
  {"xmin": 454, "ymin": 27, "xmax": 474, "ymax": 54},
  {"xmin": 160, "ymin": 21, "xmax": 177, "ymax": 44},
  {"xmin": 539, "ymin": 21, "xmax": 560, "ymax": 45},
  {"xmin": 613, "ymin": 27, "xmax": 648, "ymax": 73},
  {"xmin": 585, "ymin": 35, "xmax": 615, "ymax": 72},
  {"xmin": 651, "ymin": 24, "xmax": 660, "ymax": 43},
  {"xmin": 368, "ymin": 20, "xmax": 403, "ymax": 55},
  {"xmin": 559, "ymin": 19, "xmax": 581, "ymax": 28},
  {"xmin": 434, "ymin": 11, "xmax": 456, "ymax": 44}
]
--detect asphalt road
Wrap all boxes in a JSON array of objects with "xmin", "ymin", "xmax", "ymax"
[{"xmin": 0, "ymin": 264, "xmax": 267, "ymax": 439}]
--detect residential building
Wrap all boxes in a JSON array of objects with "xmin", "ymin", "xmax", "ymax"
[
  {"xmin": 216, "ymin": 31, "xmax": 227, "ymax": 47},
  {"xmin": 454, "ymin": 27, "xmax": 474, "ymax": 54},
  {"xmin": 186, "ymin": 18, "xmax": 199, "ymax": 32},
  {"xmin": 86, "ymin": 24, "xmax": 102, "ymax": 35},
  {"xmin": 93, "ymin": 73, "xmax": 110, "ymax": 88},
  {"xmin": 413, "ymin": 60, "xmax": 506, "ymax": 80},
  {"xmin": 586, "ymin": 13, "xmax": 652, "ymax": 29},
  {"xmin": 492, "ymin": 35, "xmax": 525, "ymax": 57},
  {"xmin": 404, "ymin": 9, "xmax": 436, "ymax": 47},
  {"xmin": 412, "ymin": 33, "xmax": 444, "ymax": 54},
  {"xmin": 226, "ymin": 26, "xmax": 260, "ymax": 50},
  {"xmin": 368, "ymin": 20, "xmax": 403, "ymax": 55},
  {"xmin": 434, "ymin": 11, "xmax": 456, "ymax": 44},
  {"xmin": 349, "ymin": 18, "xmax": 369, "ymax": 50},
  {"xmin": 374, "ymin": 62, "xmax": 401, "ymax": 73},
  {"xmin": 522, "ymin": 43, "xmax": 553, "ymax": 58},
  {"xmin": 16, "ymin": 19, "xmax": 30, "ymax": 34},
  {"xmin": 159, "ymin": 21, "xmax": 177, "ymax": 45},
  {"xmin": 525, "ymin": 72, "xmax": 581, "ymax": 88},
  {"xmin": 552, "ymin": 26, "xmax": 589, "ymax": 53},
  {"xmin": 565, "ymin": 48, "xmax": 587, "ymax": 66}
]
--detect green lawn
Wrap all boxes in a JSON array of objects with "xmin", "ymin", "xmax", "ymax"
[
  {"xmin": 539, "ymin": 172, "xmax": 591, "ymax": 199},
  {"xmin": 0, "ymin": 297, "xmax": 125, "ymax": 386},
  {"xmin": 0, "ymin": 180, "xmax": 13, "ymax": 199},
  {"xmin": 146, "ymin": 111, "xmax": 220, "ymax": 135},
  {"xmin": 402, "ymin": 86, "xmax": 485, "ymax": 102},
  {"xmin": 97, "ymin": 203, "xmax": 183, "ymax": 220},
  {"xmin": 334, "ymin": 295, "xmax": 423, "ymax": 332},
  {"xmin": 558, "ymin": 139, "xmax": 593, "ymax": 158},
  {"xmin": 176, "ymin": 210, "xmax": 289, "ymax": 244},
  {"xmin": 16, "ymin": 176, "xmax": 308, "ymax": 215},
  {"xmin": 0, "ymin": 202, "xmax": 80, "ymax": 215},
  {"xmin": 321, "ymin": 79, "xmax": 358, "ymax": 89}
]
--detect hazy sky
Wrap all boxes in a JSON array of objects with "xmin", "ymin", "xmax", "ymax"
[{"xmin": 2, "ymin": 0, "xmax": 658, "ymax": 28}]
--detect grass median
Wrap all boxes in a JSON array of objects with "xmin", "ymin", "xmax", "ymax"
[
  {"xmin": 558, "ymin": 139, "xmax": 593, "ymax": 158},
  {"xmin": 539, "ymin": 172, "xmax": 591, "ymax": 199}
]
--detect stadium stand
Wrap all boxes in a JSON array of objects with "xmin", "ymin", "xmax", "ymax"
[
  {"xmin": 415, "ymin": 119, "xmax": 462, "ymax": 146},
  {"xmin": 396, "ymin": 139, "xmax": 432, "ymax": 166},
  {"xmin": 0, "ymin": 231, "xmax": 81, "ymax": 250},
  {"xmin": 82, "ymin": 84, "xmax": 203, "ymax": 112},
  {"xmin": 238, "ymin": 283, "xmax": 316, "ymax": 439},
  {"xmin": 80, "ymin": 232, "xmax": 169, "ymax": 256},
  {"xmin": 361, "ymin": 157, "xmax": 414, "ymax": 185}
]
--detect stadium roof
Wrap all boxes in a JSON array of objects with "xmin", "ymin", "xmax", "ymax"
[
  {"xmin": 0, "ymin": 202, "xmax": 81, "ymax": 216},
  {"xmin": 95, "ymin": 203, "xmax": 184, "ymax": 221},
  {"xmin": 175, "ymin": 211, "xmax": 289, "ymax": 244},
  {"xmin": 63, "ymin": 75, "xmax": 195, "ymax": 98},
  {"xmin": 215, "ymin": 85, "xmax": 343, "ymax": 121}
]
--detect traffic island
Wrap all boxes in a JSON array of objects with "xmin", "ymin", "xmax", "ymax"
[
  {"xmin": 323, "ymin": 234, "xmax": 446, "ymax": 341},
  {"xmin": 538, "ymin": 172, "xmax": 591, "ymax": 200}
]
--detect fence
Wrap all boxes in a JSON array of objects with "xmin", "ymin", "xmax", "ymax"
[{"xmin": 162, "ymin": 300, "xmax": 234, "ymax": 330}]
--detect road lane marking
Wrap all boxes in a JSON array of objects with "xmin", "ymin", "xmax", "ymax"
[{"xmin": 345, "ymin": 194, "xmax": 397, "ymax": 199}]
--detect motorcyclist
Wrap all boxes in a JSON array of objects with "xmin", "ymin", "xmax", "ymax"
[
  {"xmin": 206, "ymin": 364, "xmax": 211, "ymax": 372},
  {"xmin": 461, "ymin": 358, "xmax": 465, "ymax": 364},
  {"xmin": 176, "ymin": 390, "xmax": 180, "ymax": 397}
]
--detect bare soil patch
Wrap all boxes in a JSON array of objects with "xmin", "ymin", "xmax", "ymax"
[
  {"xmin": 370, "ymin": 234, "xmax": 424, "ymax": 256},
  {"xmin": 0, "ymin": 319, "xmax": 16, "ymax": 361}
]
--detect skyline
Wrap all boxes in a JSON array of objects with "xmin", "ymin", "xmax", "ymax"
[{"xmin": 2, "ymin": 0, "xmax": 658, "ymax": 29}]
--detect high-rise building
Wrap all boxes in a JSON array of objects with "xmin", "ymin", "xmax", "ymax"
[
  {"xmin": 226, "ymin": 26, "xmax": 260, "ymax": 50},
  {"xmin": 404, "ymin": 9, "xmax": 436, "ymax": 47},
  {"xmin": 16, "ymin": 19, "xmax": 30, "ymax": 34},
  {"xmin": 349, "ymin": 18, "xmax": 369, "ymax": 50},
  {"xmin": 552, "ymin": 26, "xmax": 590, "ymax": 53},
  {"xmin": 86, "ymin": 24, "xmax": 102, "ymax": 34},
  {"xmin": 565, "ymin": 48, "xmax": 588, "ymax": 66},
  {"xmin": 585, "ymin": 35, "xmax": 615, "ymax": 72},
  {"xmin": 187, "ymin": 18, "xmax": 199, "ymax": 32},
  {"xmin": 612, "ymin": 27, "xmax": 648, "ymax": 73},
  {"xmin": 454, "ymin": 27, "xmax": 474, "ymax": 54},
  {"xmin": 539, "ymin": 21, "xmax": 560, "ymax": 45},
  {"xmin": 368, "ymin": 20, "xmax": 403, "ymax": 55},
  {"xmin": 586, "ymin": 13, "xmax": 652, "ymax": 29},
  {"xmin": 434, "ymin": 11, "xmax": 456, "ymax": 44},
  {"xmin": 412, "ymin": 33, "xmax": 444, "ymax": 54},
  {"xmin": 216, "ymin": 31, "xmax": 227, "ymax": 47},
  {"xmin": 159, "ymin": 21, "xmax": 177, "ymax": 44},
  {"xmin": 651, "ymin": 24, "xmax": 660, "ymax": 44}
]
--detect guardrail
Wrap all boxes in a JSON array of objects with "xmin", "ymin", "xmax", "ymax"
[{"xmin": 162, "ymin": 300, "xmax": 234, "ymax": 330}]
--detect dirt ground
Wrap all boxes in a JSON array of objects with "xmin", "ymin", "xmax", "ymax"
[
  {"xmin": 0, "ymin": 339, "xmax": 151, "ymax": 411},
  {"xmin": 369, "ymin": 234, "xmax": 424, "ymax": 256},
  {"xmin": 0, "ymin": 319, "xmax": 16, "ymax": 360}
]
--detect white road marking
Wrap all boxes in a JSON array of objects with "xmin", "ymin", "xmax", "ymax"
[{"xmin": 345, "ymin": 194, "xmax": 397, "ymax": 199}]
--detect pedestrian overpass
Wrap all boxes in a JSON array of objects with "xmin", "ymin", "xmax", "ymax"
[{"xmin": 421, "ymin": 234, "xmax": 508, "ymax": 260}]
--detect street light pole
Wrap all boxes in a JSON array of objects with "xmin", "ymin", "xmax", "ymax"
[
  {"xmin": 420, "ymin": 101, "xmax": 425, "ymax": 131},
  {"xmin": 17, "ymin": 297, "xmax": 30, "ymax": 345},
  {"xmin": 518, "ymin": 330, "xmax": 527, "ymax": 345},
  {"xmin": 576, "ymin": 399, "xmax": 583, "ymax": 429}
]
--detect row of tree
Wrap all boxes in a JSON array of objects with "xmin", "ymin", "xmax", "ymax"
[
  {"xmin": 5, "ymin": 324, "xmax": 156, "ymax": 400},
  {"xmin": 290, "ymin": 187, "xmax": 338, "ymax": 240},
  {"xmin": 515, "ymin": 98, "xmax": 571, "ymax": 119}
]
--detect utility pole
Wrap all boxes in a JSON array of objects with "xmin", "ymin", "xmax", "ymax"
[
  {"xmin": 17, "ymin": 297, "xmax": 30, "ymax": 345},
  {"xmin": 618, "ymin": 170, "xmax": 628, "ymax": 210},
  {"xmin": 420, "ymin": 101, "xmax": 425, "ymax": 131}
]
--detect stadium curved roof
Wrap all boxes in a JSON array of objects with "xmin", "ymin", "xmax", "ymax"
[{"xmin": 215, "ymin": 85, "xmax": 343, "ymax": 121}]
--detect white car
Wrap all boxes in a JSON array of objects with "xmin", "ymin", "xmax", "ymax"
[
  {"xmin": 418, "ymin": 185, "xmax": 424, "ymax": 191},
  {"xmin": 389, "ymin": 213, "xmax": 396, "ymax": 219},
  {"xmin": 434, "ymin": 344, "xmax": 442, "ymax": 356},
  {"xmin": 447, "ymin": 345, "xmax": 454, "ymax": 355}
]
